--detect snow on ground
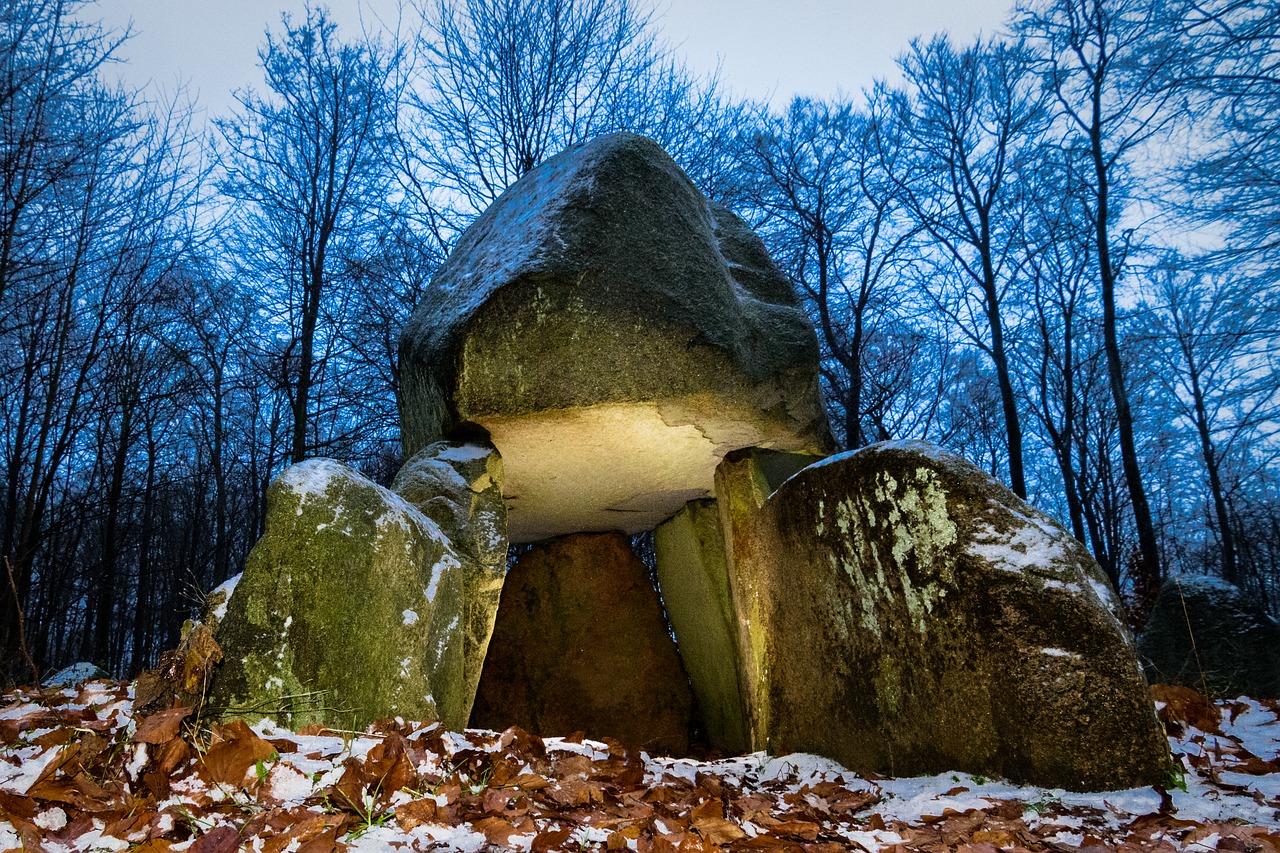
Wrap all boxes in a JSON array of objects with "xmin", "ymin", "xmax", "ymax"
[{"xmin": 0, "ymin": 681, "xmax": 1276, "ymax": 851}]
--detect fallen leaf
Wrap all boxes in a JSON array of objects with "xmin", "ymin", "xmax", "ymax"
[
  {"xmin": 395, "ymin": 798, "xmax": 440, "ymax": 830},
  {"xmin": 189, "ymin": 825, "xmax": 241, "ymax": 853},
  {"xmin": 473, "ymin": 815, "xmax": 520, "ymax": 845},
  {"xmin": 690, "ymin": 798, "xmax": 746, "ymax": 844},
  {"xmin": 132, "ymin": 707, "xmax": 193, "ymax": 744},
  {"xmin": 532, "ymin": 826, "xmax": 573, "ymax": 851},
  {"xmin": 768, "ymin": 820, "xmax": 821, "ymax": 841},
  {"xmin": 200, "ymin": 720, "xmax": 277, "ymax": 786}
]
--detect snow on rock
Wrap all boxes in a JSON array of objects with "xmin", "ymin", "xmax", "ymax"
[{"xmin": 40, "ymin": 662, "xmax": 109, "ymax": 688}]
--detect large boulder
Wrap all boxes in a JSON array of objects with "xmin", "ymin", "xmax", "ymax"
[
  {"xmin": 470, "ymin": 532, "xmax": 694, "ymax": 754},
  {"xmin": 399, "ymin": 132, "xmax": 831, "ymax": 543},
  {"xmin": 666, "ymin": 441, "xmax": 1168, "ymax": 790},
  {"xmin": 207, "ymin": 457, "xmax": 502, "ymax": 731},
  {"xmin": 1139, "ymin": 575, "xmax": 1280, "ymax": 699}
]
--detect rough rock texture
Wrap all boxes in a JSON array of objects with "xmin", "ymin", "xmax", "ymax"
[
  {"xmin": 1140, "ymin": 575, "xmax": 1280, "ymax": 699},
  {"xmin": 653, "ymin": 451, "xmax": 820, "ymax": 755},
  {"xmin": 653, "ymin": 500, "xmax": 748, "ymax": 754},
  {"xmin": 470, "ymin": 532, "xmax": 693, "ymax": 754},
  {"xmin": 391, "ymin": 441, "xmax": 508, "ymax": 706},
  {"xmin": 713, "ymin": 441, "xmax": 1168, "ymax": 791},
  {"xmin": 201, "ymin": 574, "xmax": 241, "ymax": 635},
  {"xmin": 207, "ymin": 459, "xmax": 484, "ymax": 731},
  {"xmin": 398, "ymin": 132, "xmax": 831, "ymax": 543}
]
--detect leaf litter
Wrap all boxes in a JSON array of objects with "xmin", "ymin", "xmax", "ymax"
[{"xmin": 0, "ymin": 680, "xmax": 1275, "ymax": 852}]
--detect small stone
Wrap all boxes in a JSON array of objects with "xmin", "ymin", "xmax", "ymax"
[{"xmin": 1140, "ymin": 574, "xmax": 1280, "ymax": 699}]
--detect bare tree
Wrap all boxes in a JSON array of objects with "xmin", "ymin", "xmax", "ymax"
[
  {"xmin": 1142, "ymin": 262, "xmax": 1280, "ymax": 586},
  {"xmin": 1179, "ymin": 0, "xmax": 1280, "ymax": 263},
  {"xmin": 740, "ymin": 98, "xmax": 917, "ymax": 448},
  {"xmin": 884, "ymin": 36, "xmax": 1049, "ymax": 499},
  {"xmin": 0, "ymin": 0, "xmax": 200, "ymax": 670},
  {"xmin": 402, "ymin": 0, "xmax": 743, "ymax": 228},
  {"xmin": 1016, "ymin": 0, "xmax": 1184, "ymax": 590},
  {"xmin": 216, "ymin": 4, "xmax": 402, "ymax": 466}
]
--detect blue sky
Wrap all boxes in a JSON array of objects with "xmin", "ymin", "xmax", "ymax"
[{"xmin": 99, "ymin": 0, "xmax": 1015, "ymax": 119}]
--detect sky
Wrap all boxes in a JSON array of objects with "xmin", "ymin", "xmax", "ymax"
[{"xmin": 97, "ymin": 0, "xmax": 1016, "ymax": 121}]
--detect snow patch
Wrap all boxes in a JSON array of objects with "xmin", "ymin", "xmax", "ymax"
[
  {"xmin": 206, "ymin": 573, "xmax": 242, "ymax": 623},
  {"xmin": 433, "ymin": 443, "xmax": 492, "ymax": 463},
  {"xmin": 402, "ymin": 608, "xmax": 419, "ymax": 626},
  {"xmin": 967, "ymin": 519, "xmax": 1068, "ymax": 574}
]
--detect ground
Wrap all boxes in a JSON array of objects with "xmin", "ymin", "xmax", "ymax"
[{"xmin": 0, "ymin": 681, "xmax": 1276, "ymax": 852}]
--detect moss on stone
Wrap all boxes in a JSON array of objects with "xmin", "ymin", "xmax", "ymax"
[
  {"xmin": 712, "ymin": 442, "xmax": 1168, "ymax": 791},
  {"xmin": 207, "ymin": 459, "xmax": 480, "ymax": 731}
]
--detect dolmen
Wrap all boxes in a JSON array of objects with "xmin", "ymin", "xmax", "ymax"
[{"xmin": 206, "ymin": 132, "xmax": 1169, "ymax": 790}]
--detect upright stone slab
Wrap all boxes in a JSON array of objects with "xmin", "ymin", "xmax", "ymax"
[
  {"xmin": 399, "ymin": 132, "xmax": 831, "ymax": 543},
  {"xmin": 1140, "ymin": 575, "xmax": 1280, "ymax": 699},
  {"xmin": 207, "ymin": 458, "xmax": 499, "ymax": 731},
  {"xmin": 654, "ymin": 500, "xmax": 749, "ymax": 753},
  {"xmin": 392, "ymin": 441, "xmax": 508, "ymax": 706},
  {"xmin": 470, "ymin": 532, "xmax": 693, "ymax": 754},
  {"xmin": 713, "ymin": 442, "xmax": 1168, "ymax": 791}
]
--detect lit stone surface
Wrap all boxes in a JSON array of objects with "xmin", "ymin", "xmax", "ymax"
[{"xmin": 398, "ymin": 132, "xmax": 831, "ymax": 543}]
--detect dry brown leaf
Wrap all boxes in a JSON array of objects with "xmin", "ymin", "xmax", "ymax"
[
  {"xmin": 552, "ymin": 753, "xmax": 593, "ymax": 780},
  {"xmin": 690, "ymin": 798, "xmax": 746, "ymax": 844},
  {"xmin": 200, "ymin": 720, "xmax": 277, "ymax": 786},
  {"xmin": 473, "ymin": 815, "xmax": 520, "ymax": 846},
  {"xmin": 732, "ymin": 835, "xmax": 796, "ymax": 850},
  {"xmin": 532, "ymin": 826, "xmax": 574, "ymax": 851},
  {"xmin": 769, "ymin": 820, "xmax": 821, "ymax": 841},
  {"xmin": 1152, "ymin": 684, "xmax": 1222, "ymax": 734},
  {"xmin": 955, "ymin": 842, "xmax": 1002, "ymax": 853},
  {"xmin": 189, "ymin": 819, "xmax": 241, "ymax": 845},
  {"xmin": 132, "ymin": 707, "xmax": 193, "ymax": 744},
  {"xmin": 508, "ymin": 772, "xmax": 552, "ymax": 790},
  {"xmin": 972, "ymin": 828, "xmax": 1018, "ymax": 847},
  {"xmin": 482, "ymin": 785, "xmax": 514, "ymax": 814},
  {"xmin": 394, "ymin": 798, "xmax": 440, "ymax": 830}
]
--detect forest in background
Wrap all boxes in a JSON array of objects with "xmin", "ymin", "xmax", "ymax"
[{"xmin": 1, "ymin": 0, "xmax": 1277, "ymax": 679}]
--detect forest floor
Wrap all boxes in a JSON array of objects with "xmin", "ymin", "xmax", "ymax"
[{"xmin": 0, "ymin": 680, "xmax": 1276, "ymax": 853}]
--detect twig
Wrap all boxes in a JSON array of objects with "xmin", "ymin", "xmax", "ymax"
[{"xmin": 4, "ymin": 555, "xmax": 44, "ymax": 698}]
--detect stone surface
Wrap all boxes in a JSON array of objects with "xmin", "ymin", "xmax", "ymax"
[
  {"xmin": 470, "ymin": 532, "xmax": 693, "ymax": 754},
  {"xmin": 653, "ymin": 451, "xmax": 820, "ymax": 755},
  {"xmin": 207, "ymin": 459, "xmax": 488, "ymax": 731},
  {"xmin": 43, "ymin": 662, "xmax": 110, "ymax": 687},
  {"xmin": 712, "ymin": 441, "xmax": 1168, "ymax": 791},
  {"xmin": 201, "ymin": 573, "xmax": 241, "ymax": 635},
  {"xmin": 392, "ymin": 441, "xmax": 509, "ymax": 706},
  {"xmin": 1139, "ymin": 575, "xmax": 1280, "ymax": 699},
  {"xmin": 398, "ymin": 132, "xmax": 831, "ymax": 543},
  {"xmin": 654, "ymin": 500, "xmax": 748, "ymax": 753}
]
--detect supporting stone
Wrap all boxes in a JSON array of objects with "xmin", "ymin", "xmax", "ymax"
[
  {"xmin": 711, "ymin": 442, "xmax": 1169, "ymax": 791},
  {"xmin": 392, "ymin": 441, "xmax": 508, "ymax": 708},
  {"xmin": 208, "ymin": 455, "xmax": 504, "ymax": 732},
  {"xmin": 470, "ymin": 532, "xmax": 693, "ymax": 754},
  {"xmin": 654, "ymin": 500, "xmax": 749, "ymax": 753}
]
